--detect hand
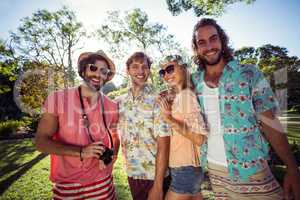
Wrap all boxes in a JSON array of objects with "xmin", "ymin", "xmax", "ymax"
[
  {"xmin": 156, "ymin": 96, "xmax": 173, "ymax": 123},
  {"xmin": 283, "ymin": 168, "xmax": 300, "ymax": 200},
  {"xmin": 99, "ymin": 159, "xmax": 106, "ymax": 170},
  {"xmin": 147, "ymin": 184, "xmax": 163, "ymax": 200},
  {"xmin": 81, "ymin": 141, "xmax": 105, "ymax": 159}
]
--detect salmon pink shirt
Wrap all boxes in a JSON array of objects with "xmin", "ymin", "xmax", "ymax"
[
  {"xmin": 169, "ymin": 89, "xmax": 208, "ymax": 168},
  {"xmin": 42, "ymin": 87, "xmax": 119, "ymax": 184}
]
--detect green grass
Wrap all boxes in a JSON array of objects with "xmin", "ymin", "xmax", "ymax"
[
  {"xmin": 0, "ymin": 139, "xmax": 132, "ymax": 200},
  {"xmin": 285, "ymin": 114, "xmax": 300, "ymax": 144}
]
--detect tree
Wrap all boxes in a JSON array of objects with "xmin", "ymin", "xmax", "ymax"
[
  {"xmin": 0, "ymin": 39, "xmax": 18, "ymax": 94},
  {"xmin": 235, "ymin": 44, "xmax": 299, "ymax": 76},
  {"xmin": 14, "ymin": 61, "xmax": 64, "ymax": 117},
  {"xmin": 97, "ymin": 8, "xmax": 189, "ymax": 90},
  {"xmin": 234, "ymin": 46, "xmax": 258, "ymax": 65},
  {"xmin": 166, "ymin": 0, "xmax": 255, "ymax": 17},
  {"xmin": 10, "ymin": 6, "xmax": 86, "ymax": 88},
  {"xmin": 96, "ymin": 9, "xmax": 186, "ymax": 60},
  {"xmin": 0, "ymin": 39, "xmax": 22, "ymax": 120},
  {"xmin": 287, "ymin": 67, "xmax": 300, "ymax": 110},
  {"xmin": 256, "ymin": 45, "xmax": 297, "ymax": 76}
]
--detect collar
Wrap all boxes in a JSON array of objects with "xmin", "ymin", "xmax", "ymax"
[
  {"xmin": 225, "ymin": 59, "xmax": 238, "ymax": 72},
  {"xmin": 196, "ymin": 59, "xmax": 239, "ymax": 79},
  {"xmin": 127, "ymin": 84, "xmax": 153, "ymax": 100}
]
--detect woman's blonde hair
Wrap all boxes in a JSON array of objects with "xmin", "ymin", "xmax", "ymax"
[{"xmin": 160, "ymin": 55, "xmax": 194, "ymax": 91}]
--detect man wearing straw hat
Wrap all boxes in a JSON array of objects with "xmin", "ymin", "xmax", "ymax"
[{"xmin": 36, "ymin": 50, "xmax": 119, "ymax": 200}]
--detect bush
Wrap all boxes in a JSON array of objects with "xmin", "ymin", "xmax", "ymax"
[
  {"xmin": 107, "ymin": 87, "xmax": 128, "ymax": 99},
  {"xmin": 0, "ymin": 120, "xmax": 25, "ymax": 138},
  {"xmin": 290, "ymin": 143, "xmax": 300, "ymax": 165},
  {"xmin": 21, "ymin": 115, "xmax": 40, "ymax": 132},
  {"xmin": 287, "ymin": 105, "xmax": 300, "ymax": 114}
]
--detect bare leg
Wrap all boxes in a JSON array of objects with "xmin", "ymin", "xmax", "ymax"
[
  {"xmin": 192, "ymin": 193, "xmax": 203, "ymax": 200},
  {"xmin": 165, "ymin": 190, "xmax": 202, "ymax": 200}
]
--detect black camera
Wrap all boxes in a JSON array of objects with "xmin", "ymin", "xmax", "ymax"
[{"xmin": 99, "ymin": 147, "xmax": 114, "ymax": 165}]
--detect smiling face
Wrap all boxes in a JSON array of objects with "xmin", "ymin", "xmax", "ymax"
[
  {"xmin": 160, "ymin": 61, "xmax": 186, "ymax": 90},
  {"xmin": 82, "ymin": 59, "xmax": 109, "ymax": 91},
  {"xmin": 127, "ymin": 58, "xmax": 150, "ymax": 88},
  {"xmin": 195, "ymin": 25, "xmax": 223, "ymax": 67}
]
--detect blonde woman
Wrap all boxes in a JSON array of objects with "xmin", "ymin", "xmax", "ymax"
[{"xmin": 157, "ymin": 55, "xmax": 208, "ymax": 200}]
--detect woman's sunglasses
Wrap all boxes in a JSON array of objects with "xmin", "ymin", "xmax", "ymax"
[
  {"xmin": 159, "ymin": 64, "xmax": 175, "ymax": 77},
  {"xmin": 88, "ymin": 64, "xmax": 111, "ymax": 76}
]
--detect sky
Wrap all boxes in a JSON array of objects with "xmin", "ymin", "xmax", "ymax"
[{"xmin": 0, "ymin": 0, "xmax": 299, "ymax": 84}]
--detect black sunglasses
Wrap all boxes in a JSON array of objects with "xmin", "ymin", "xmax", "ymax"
[
  {"xmin": 159, "ymin": 64, "xmax": 175, "ymax": 77},
  {"xmin": 88, "ymin": 64, "xmax": 111, "ymax": 76}
]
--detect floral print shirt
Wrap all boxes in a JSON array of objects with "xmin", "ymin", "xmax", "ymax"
[
  {"xmin": 117, "ymin": 84, "xmax": 171, "ymax": 180},
  {"xmin": 192, "ymin": 60, "xmax": 279, "ymax": 182}
]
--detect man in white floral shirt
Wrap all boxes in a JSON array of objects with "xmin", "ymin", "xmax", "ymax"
[{"xmin": 117, "ymin": 52, "xmax": 171, "ymax": 200}]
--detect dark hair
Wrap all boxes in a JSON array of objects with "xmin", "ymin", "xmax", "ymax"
[
  {"xmin": 191, "ymin": 18, "xmax": 234, "ymax": 69},
  {"xmin": 126, "ymin": 52, "xmax": 152, "ymax": 69},
  {"xmin": 78, "ymin": 54, "xmax": 109, "ymax": 78}
]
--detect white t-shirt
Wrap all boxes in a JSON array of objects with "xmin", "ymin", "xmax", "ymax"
[{"xmin": 203, "ymin": 83, "xmax": 227, "ymax": 167}]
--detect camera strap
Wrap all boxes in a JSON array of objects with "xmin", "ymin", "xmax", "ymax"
[
  {"xmin": 78, "ymin": 86, "xmax": 114, "ymax": 150},
  {"xmin": 99, "ymin": 89, "xmax": 114, "ymax": 150}
]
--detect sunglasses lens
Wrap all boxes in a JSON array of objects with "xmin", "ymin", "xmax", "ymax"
[
  {"xmin": 159, "ymin": 64, "xmax": 175, "ymax": 78},
  {"xmin": 88, "ymin": 64, "xmax": 110, "ymax": 76},
  {"xmin": 159, "ymin": 69, "xmax": 165, "ymax": 77},
  {"xmin": 100, "ymin": 68, "xmax": 110, "ymax": 76},
  {"xmin": 89, "ymin": 65, "xmax": 98, "ymax": 72},
  {"xmin": 165, "ymin": 65, "xmax": 174, "ymax": 74}
]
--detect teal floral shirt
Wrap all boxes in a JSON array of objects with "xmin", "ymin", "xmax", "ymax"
[{"xmin": 192, "ymin": 60, "xmax": 279, "ymax": 182}]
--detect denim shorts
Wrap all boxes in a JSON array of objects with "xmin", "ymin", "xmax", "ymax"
[{"xmin": 169, "ymin": 166, "xmax": 204, "ymax": 195}]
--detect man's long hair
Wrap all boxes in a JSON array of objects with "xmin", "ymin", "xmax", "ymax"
[{"xmin": 191, "ymin": 18, "xmax": 234, "ymax": 69}]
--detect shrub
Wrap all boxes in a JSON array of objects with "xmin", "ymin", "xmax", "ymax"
[
  {"xmin": 0, "ymin": 120, "xmax": 25, "ymax": 138},
  {"xmin": 107, "ymin": 87, "xmax": 128, "ymax": 99},
  {"xmin": 21, "ymin": 115, "xmax": 40, "ymax": 132}
]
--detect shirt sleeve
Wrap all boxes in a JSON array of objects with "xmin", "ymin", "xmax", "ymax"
[
  {"xmin": 153, "ymin": 102, "xmax": 172, "ymax": 137},
  {"xmin": 177, "ymin": 90, "xmax": 208, "ymax": 135},
  {"xmin": 251, "ymin": 67, "xmax": 280, "ymax": 115},
  {"xmin": 42, "ymin": 91, "xmax": 58, "ymax": 116}
]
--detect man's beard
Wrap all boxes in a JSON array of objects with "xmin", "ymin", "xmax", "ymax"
[
  {"xmin": 200, "ymin": 49, "xmax": 223, "ymax": 67},
  {"xmin": 83, "ymin": 77, "xmax": 103, "ymax": 92}
]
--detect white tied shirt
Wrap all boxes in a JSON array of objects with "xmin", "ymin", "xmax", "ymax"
[{"xmin": 203, "ymin": 83, "xmax": 227, "ymax": 167}]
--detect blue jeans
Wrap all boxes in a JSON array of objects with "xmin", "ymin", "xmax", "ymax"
[{"xmin": 169, "ymin": 166, "xmax": 204, "ymax": 195}]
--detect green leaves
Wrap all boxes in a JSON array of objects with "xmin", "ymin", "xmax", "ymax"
[
  {"xmin": 234, "ymin": 44, "xmax": 299, "ymax": 75},
  {"xmin": 10, "ymin": 6, "xmax": 86, "ymax": 88},
  {"xmin": 96, "ymin": 8, "xmax": 184, "ymax": 60},
  {"xmin": 0, "ymin": 85, "xmax": 11, "ymax": 94},
  {"xmin": 0, "ymin": 40, "xmax": 18, "ymax": 94},
  {"xmin": 235, "ymin": 46, "xmax": 258, "ymax": 65},
  {"xmin": 96, "ymin": 8, "xmax": 189, "ymax": 90},
  {"xmin": 166, "ymin": 0, "xmax": 255, "ymax": 16}
]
